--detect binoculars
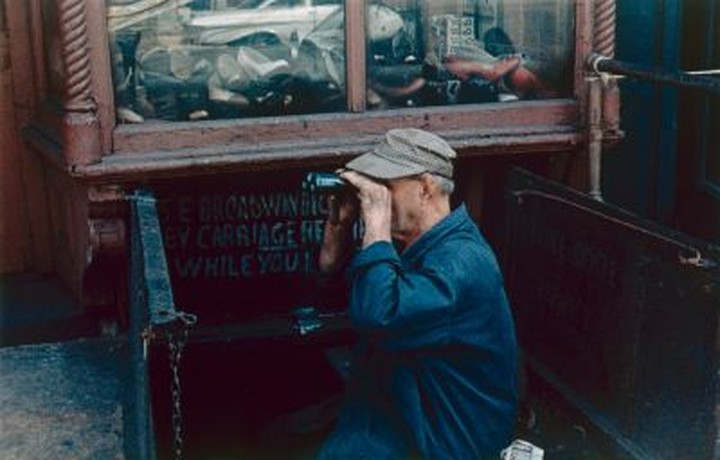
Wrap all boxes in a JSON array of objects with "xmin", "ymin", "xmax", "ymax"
[{"xmin": 302, "ymin": 172, "xmax": 349, "ymax": 193}]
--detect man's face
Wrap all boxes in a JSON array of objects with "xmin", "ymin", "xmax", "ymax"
[{"xmin": 383, "ymin": 175, "xmax": 425, "ymax": 245}]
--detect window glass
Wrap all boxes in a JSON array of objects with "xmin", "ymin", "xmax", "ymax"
[
  {"xmin": 106, "ymin": 0, "xmax": 573, "ymax": 123},
  {"xmin": 108, "ymin": 0, "xmax": 345, "ymax": 122},
  {"xmin": 365, "ymin": 0, "xmax": 574, "ymax": 109}
]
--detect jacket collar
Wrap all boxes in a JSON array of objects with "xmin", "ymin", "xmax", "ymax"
[{"xmin": 400, "ymin": 204, "xmax": 470, "ymax": 262}]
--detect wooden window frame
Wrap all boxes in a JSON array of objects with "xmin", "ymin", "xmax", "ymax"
[{"xmin": 15, "ymin": 0, "xmax": 610, "ymax": 183}]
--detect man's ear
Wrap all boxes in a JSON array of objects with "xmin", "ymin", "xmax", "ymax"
[{"xmin": 419, "ymin": 173, "xmax": 436, "ymax": 199}]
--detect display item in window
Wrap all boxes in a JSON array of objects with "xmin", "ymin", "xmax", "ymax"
[{"xmin": 107, "ymin": 1, "xmax": 568, "ymax": 122}]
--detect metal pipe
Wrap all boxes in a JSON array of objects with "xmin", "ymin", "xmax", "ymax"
[
  {"xmin": 588, "ymin": 79, "xmax": 604, "ymax": 201},
  {"xmin": 589, "ymin": 53, "xmax": 720, "ymax": 96}
]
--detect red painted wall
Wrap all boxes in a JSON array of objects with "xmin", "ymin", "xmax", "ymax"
[{"xmin": 0, "ymin": 3, "xmax": 52, "ymax": 274}]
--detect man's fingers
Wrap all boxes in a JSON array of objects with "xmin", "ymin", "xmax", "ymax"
[
  {"xmin": 339, "ymin": 171, "xmax": 388, "ymax": 197},
  {"xmin": 338, "ymin": 170, "xmax": 374, "ymax": 189},
  {"xmin": 328, "ymin": 195, "xmax": 340, "ymax": 223},
  {"xmin": 327, "ymin": 193, "xmax": 359, "ymax": 225}
]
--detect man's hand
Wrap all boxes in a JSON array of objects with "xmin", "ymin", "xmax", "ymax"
[
  {"xmin": 339, "ymin": 170, "xmax": 392, "ymax": 248},
  {"xmin": 319, "ymin": 193, "xmax": 358, "ymax": 274}
]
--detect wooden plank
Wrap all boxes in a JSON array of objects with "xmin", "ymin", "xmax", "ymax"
[
  {"xmin": 85, "ymin": 0, "xmax": 115, "ymax": 155},
  {"xmin": 4, "ymin": 0, "xmax": 54, "ymax": 273},
  {"xmin": 56, "ymin": 124, "xmax": 582, "ymax": 184},
  {"xmin": 0, "ymin": 18, "xmax": 29, "ymax": 272},
  {"xmin": 112, "ymin": 99, "xmax": 579, "ymax": 154},
  {"xmin": 345, "ymin": 1, "xmax": 366, "ymax": 112}
]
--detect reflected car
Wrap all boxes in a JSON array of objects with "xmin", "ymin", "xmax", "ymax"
[{"xmin": 189, "ymin": 0, "xmax": 342, "ymax": 46}]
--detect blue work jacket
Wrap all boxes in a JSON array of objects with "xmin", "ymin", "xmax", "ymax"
[{"xmin": 324, "ymin": 205, "xmax": 519, "ymax": 459}]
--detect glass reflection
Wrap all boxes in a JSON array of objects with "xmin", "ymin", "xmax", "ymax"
[
  {"xmin": 365, "ymin": 0, "xmax": 574, "ymax": 109},
  {"xmin": 107, "ymin": 0, "xmax": 574, "ymax": 123},
  {"xmin": 108, "ymin": 0, "xmax": 345, "ymax": 122}
]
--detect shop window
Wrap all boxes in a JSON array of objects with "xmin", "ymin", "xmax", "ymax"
[{"xmin": 107, "ymin": 0, "xmax": 574, "ymax": 123}]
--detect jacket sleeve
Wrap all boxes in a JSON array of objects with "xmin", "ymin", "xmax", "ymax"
[{"xmin": 346, "ymin": 241, "xmax": 459, "ymax": 333}]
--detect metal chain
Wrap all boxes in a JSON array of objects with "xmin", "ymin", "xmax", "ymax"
[{"xmin": 167, "ymin": 324, "xmax": 191, "ymax": 460}]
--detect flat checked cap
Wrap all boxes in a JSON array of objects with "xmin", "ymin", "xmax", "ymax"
[{"xmin": 345, "ymin": 128, "xmax": 457, "ymax": 180}]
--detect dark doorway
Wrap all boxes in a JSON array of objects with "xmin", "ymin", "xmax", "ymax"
[{"xmin": 676, "ymin": 0, "xmax": 720, "ymax": 244}]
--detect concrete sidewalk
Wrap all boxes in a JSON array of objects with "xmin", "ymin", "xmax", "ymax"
[{"xmin": 0, "ymin": 338, "xmax": 126, "ymax": 460}]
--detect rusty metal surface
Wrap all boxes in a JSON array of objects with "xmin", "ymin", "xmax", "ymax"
[
  {"xmin": 130, "ymin": 188, "xmax": 182, "ymax": 328},
  {"xmin": 504, "ymin": 168, "xmax": 720, "ymax": 459},
  {"xmin": 0, "ymin": 338, "xmax": 125, "ymax": 459}
]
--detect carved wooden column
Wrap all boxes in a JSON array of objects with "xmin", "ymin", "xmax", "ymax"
[
  {"xmin": 594, "ymin": 0, "xmax": 621, "ymax": 136},
  {"xmin": 58, "ymin": 0, "xmax": 101, "ymax": 166},
  {"xmin": 587, "ymin": 0, "xmax": 621, "ymax": 200}
]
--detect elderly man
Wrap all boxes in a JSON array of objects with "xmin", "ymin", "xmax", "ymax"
[{"xmin": 317, "ymin": 128, "xmax": 519, "ymax": 459}]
